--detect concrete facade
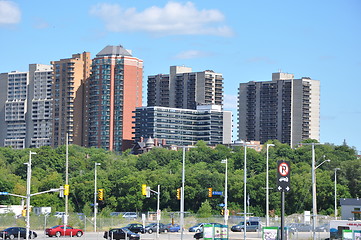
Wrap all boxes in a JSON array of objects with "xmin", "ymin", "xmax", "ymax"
[
  {"xmin": 133, "ymin": 105, "xmax": 232, "ymax": 146},
  {"xmin": 238, "ymin": 72, "xmax": 320, "ymax": 146},
  {"xmin": 148, "ymin": 66, "xmax": 223, "ymax": 110},
  {"xmin": 51, "ymin": 52, "xmax": 91, "ymax": 148}
]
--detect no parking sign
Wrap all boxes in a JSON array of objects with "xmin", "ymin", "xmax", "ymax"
[{"xmin": 277, "ymin": 161, "xmax": 291, "ymax": 192}]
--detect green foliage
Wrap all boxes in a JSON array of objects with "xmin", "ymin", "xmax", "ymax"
[
  {"xmin": 0, "ymin": 142, "xmax": 358, "ymax": 218},
  {"xmin": 197, "ymin": 200, "xmax": 213, "ymax": 218}
]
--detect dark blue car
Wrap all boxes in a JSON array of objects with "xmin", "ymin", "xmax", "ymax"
[{"xmin": 165, "ymin": 224, "xmax": 181, "ymax": 232}]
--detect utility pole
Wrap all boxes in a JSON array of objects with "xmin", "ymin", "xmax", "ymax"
[
  {"xmin": 221, "ymin": 159, "xmax": 228, "ymax": 226},
  {"xmin": 64, "ymin": 133, "xmax": 69, "ymax": 230},
  {"xmin": 266, "ymin": 143, "xmax": 275, "ymax": 227},
  {"xmin": 334, "ymin": 168, "xmax": 340, "ymax": 219},
  {"xmin": 94, "ymin": 162, "xmax": 101, "ymax": 232},
  {"xmin": 26, "ymin": 151, "xmax": 36, "ymax": 240}
]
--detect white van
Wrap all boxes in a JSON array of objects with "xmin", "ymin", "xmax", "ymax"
[
  {"xmin": 122, "ymin": 212, "xmax": 137, "ymax": 219},
  {"xmin": 54, "ymin": 212, "xmax": 65, "ymax": 218}
]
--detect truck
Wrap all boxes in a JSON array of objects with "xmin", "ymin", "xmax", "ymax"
[{"xmin": 329, "ymin": 220, "xmax": 361, "ymax": 239}]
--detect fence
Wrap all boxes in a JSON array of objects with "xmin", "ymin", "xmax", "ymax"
[{"xmin": 0, "ymin": 213, "xmax": 333, "ymax": 232}]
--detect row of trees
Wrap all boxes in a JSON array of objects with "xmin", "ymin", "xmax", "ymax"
[{"xmin": 0, "ymin": 140, "xmax": 359, "ymax": 217}]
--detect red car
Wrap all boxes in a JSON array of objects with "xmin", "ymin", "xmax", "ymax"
[{"xmin": 45, "ymin": 225, "xmax": 83, "ymax": 237}]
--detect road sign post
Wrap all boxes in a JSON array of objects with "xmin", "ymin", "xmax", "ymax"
[{"xmin": 277, "ymin": 160, "xmax": 291, "ymax": 240}]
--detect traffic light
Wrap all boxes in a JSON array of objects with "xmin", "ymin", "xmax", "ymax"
[
  {"xmin": 208, "ymin": 188, "xmax": 213, "ymax": 197},
  {"xmin": 176, "ymin": 188, "xmax": 181, "ymax": 200},
  {"xmin": 98, "ymin": 189, "xmax": 104, "ymax": 201},
  {"xmin": 142, "ymin": 184, "xmax": 147, "ymax": 196},
  {"xmin": 22, "ymin": 207, "xmax": 26, "ymax": 217},
  {"xmin": 220, "ymin": 209, "xmax": 224, "ymax": 215},
  {"xmin": 64, "ymin": 184, "xmax": 70, "ymax": 196}
]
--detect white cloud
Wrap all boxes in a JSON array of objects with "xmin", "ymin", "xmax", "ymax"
[
  {"xmin": 89, "ymin": 1, "xmax": 233, "ymax": 37},
  {"xmin": 0, "ymin": 1, "xmax": 21, "ymax": 24},
  {"xmin": 174, "ymin": 50, "xmax": 212, "ymax": 59}
]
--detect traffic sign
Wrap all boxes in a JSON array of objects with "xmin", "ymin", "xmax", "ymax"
[
  {"xmin": 277, "ymin": 161, "xmax": 291, "ymax": 192},
  {"xmin": 212, "ymin": 191, "xmax": 223, "ymax": 196}
]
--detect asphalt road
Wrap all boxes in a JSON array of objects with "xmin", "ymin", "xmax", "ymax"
[{"xmin": 32, "ymin": 230, "xmax": 330, "ymax": 240}]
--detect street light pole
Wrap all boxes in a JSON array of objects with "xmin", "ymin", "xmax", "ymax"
[
  {"xmin": 221, "ymin": 159, "xmax": 228, "ymax": 226},
  {"xmin": 64, "ymin": 133, "xmax": 69, "ymax": 227},
  {"xmin": 334, "ymin": 168, "xmax": 340, "ymax": 220},
  {"xmin": 243, "ymin": 144, "xmax": 247, "ymax": 240},
  {"xmin": 312, "ymin": 150, "xmax": 330, "ymax": 240},
  {"xmin": 180, "ymin": 146, "xmax": 195, "ymax": 240},
  {"xmin": 156, "ymin": 185, "xmax": 160, "ymax": 239},
  {"xmin": 266, "ymin": 144, "xmax": 275, "ymax": 227},
  {"xmin": 180, "ymin": 147, "xmax": 185, "ymax": 240},
  {"xmin": 26, "ymin": 151, "xmax": 36, "ymax": 240},
  {"xmin": 94, "ymin": 162, "xmax": 101, "ymax": 232}
]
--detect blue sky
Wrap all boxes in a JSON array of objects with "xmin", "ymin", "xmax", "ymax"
[{"xmin": 0, "ymin": 0, "xmax": 360, "ymax": 152}]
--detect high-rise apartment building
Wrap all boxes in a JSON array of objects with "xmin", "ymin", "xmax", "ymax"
[
  {"xmin": 238, "ymin": 72, "xmax": 320, "ymax": 146},
  {"xmin": 0, "ymin": 73, "xmax": 8, "ymax": 145},
  {"xmin": 133, "ymin": 105, "xmax": 232, "ymax": 146},
  {"xmin": 88, "ymin": 45, "xmax": 143, "ymax": 151},
  {"xmin": 0, "ymin": 64, "xmax": 53, "ymax": 149},
  {"xmin": 148, "ymin": 66, "xmax": 223, "ymax": 109},
  {"xmin": 51, "ymin": 52, "xmax": 91, "ymax": 148},
  {"xmin": 3, "ymin": 70, "xmax": 29, "ymax": 148},
  {"xmin": 29, "ymin": 64, "xmax": 53, "ymax": 148}
]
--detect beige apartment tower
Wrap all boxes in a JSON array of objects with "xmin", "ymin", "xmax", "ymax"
[
  {"xmin": 51, "ymin": 52, "xmax": 91, "ymax": 147},
  {"xmin": 238, "ymin": 72, "xmax": 320, "ymax": 146}
]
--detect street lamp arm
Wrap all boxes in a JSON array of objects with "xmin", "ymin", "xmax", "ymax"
[
  {"xmin": 30, "ymin": 188, "xmax": 61, "ymax": 197},
  {"xmin": 6, "ymin": 193, "xmax": 26, "ymax": 198},
  {"xmin": 315, "ymin": 159, "xmax": 331, "ymax": 169},
  {"xmin": 149, "ymin": 188, "xmax": 160, "ymax": 194}
]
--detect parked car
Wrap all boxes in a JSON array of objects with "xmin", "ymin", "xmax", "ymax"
[
  {"xmin": 286, "ymin": 223, "xmax": 312, "ymax": 233},
  {"xmin": 315, "ymin": 223, "xmax": 330, "ymax": 232},
  {"xmin": 165, "ymin": 224, "xmax": 181, "ymax": 232},
  {"xmin": 189, "ymin": 223, "xmax": 207, "ymax": 232},
  {"xmin": 124, "ymin": 224, "xmax": 144, "ymax": 233},
  {"xmin": 143, "ymin": 223, "xmax": 167, "ymax": 234},
  {"xmin": 53, "ymin": 212, "xmax": 66, "ymax": 218},
  {"xmin": 45, "ymin": 225, "xmax": 83, "ymax": 237},
  {"xmin": 0, "ymin": 227, "xmax": 37, "ymax": 239},
  {"xmin": 231, "ymin": 221, "xmax": 261, "ymax": 232},
  {"xmin": 122, "ymin": 212, "xmax": 138, "ymax": 219},
  {"xmin": 103, "ymin": 228, "xmax": 140, "ymax": 240},
  {"xmin": 194, "ymin": 231, "xmax": 203, "ymax": 239},
  {"xmin": 110, "ymin": 212, "xmax": 122, "ymax": 217}
]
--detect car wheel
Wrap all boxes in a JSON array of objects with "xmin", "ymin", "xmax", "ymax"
[
  {"xmin": 76, "ymin": 232, "xmax": 82, "ymax": 237},
  {"xmin": 148, "ymin": 229, "xmax": 153, "ymax": 234},
  {"xmin": 9, "ymin": 234, "xmax": 15, "ymax": 240},
  {"xmin": 55, "ymin": 232, "xmax": 61, "ymax": 237}
]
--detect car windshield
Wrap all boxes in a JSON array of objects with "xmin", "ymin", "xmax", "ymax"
[
  {"xmin": 50, "ymin": 225, "xmax": 61, "ymax": 229},
  {"xmin": 122, "ymin": 228, "xmax": 132, "ymax": 234}
]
